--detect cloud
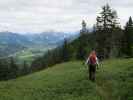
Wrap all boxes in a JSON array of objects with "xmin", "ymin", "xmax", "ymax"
[{"xmin": 0, "ymin": 0, "xmax": 132, "ymax": 33}]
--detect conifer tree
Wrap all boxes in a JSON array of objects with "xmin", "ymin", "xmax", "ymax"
[
  {"xmin": 62, "ymin": 39, "xmax": 70, "ymax": 62},
  {"xmin": 76, "ymin": 42, "xmax": 86, "ymax": 60},
  {"xmin": 80, "ymin": 20, "xmax": 88, "ymax": 35},
  {"xmin": 121, "ymin": 17, "xmax": 133, "ymax": 57},
  {"xmin": 22, "ymin": 61, "xmax": 29, "ymax": 75},
  {"xmin": 95, "ymin": 4, "xmax": 120, "ymax": 59},
  {"xmin": 76, "ymin": 20, "xmax": 88, "ymax": 60},
  {"xmin": 9, "ymin": 58, "xmax": 18, "ymax": 78}
]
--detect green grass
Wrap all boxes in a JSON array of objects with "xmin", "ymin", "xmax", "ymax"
[{"xmin": 0, "ymin": 59, "xmax": 132, "ymax": 100}]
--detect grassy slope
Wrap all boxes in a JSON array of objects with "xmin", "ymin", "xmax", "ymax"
[{"xmin": 0, "ymin": 59, "xmax": 133, "ymax": 100}]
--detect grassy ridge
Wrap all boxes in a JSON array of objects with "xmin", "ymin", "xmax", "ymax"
[{"xmin": 0, "ymin": 59, "xmax": 132, "ymax": 100}]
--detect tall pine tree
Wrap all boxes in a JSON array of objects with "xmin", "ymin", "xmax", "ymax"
[
  {"xmin": 121, "ymin": 17, "xmax": 133, "ymax": 57},
  {"xmin": 76, "ymin": 20, "xmax": 88, "ymax": 60},
  {"xmin": 95, "ymin": 4, "xmax": 120, "ymax": 59},
  {"xmin": 61, "ymin": 39, "xmax": 71, "ymax": 62}
]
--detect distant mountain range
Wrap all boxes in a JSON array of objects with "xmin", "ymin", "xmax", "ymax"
[
  {"xmin": 25, "ymin": 32, "xmax": 78, "ymax": 46},
  {"xmin": 0, "ymin": 31, "xmax": 78, "ymax": 57}
]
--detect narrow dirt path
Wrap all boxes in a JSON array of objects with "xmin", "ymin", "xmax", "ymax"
[{"xmin": 95, "ymin": 69, "xmax": 115, "ymax": 100}]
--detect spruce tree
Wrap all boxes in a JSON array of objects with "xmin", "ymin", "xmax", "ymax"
[
  {"xmin": 9, "ymin": 58, "xmax": 18, "ymax": 78},
  {"xmin": 22, "ymin": 61, "xmax": 29, "ymax": 75},
  {"xmin": 76, "ymin": 42, "xmax": 86, "ymax": 60},
  {"xmin": 95, "ymin": 4, "xmax": 120, "ymax": 59},
  {"xmin": 0, "ymin": 59, "xmax": 9, "ymax": 80},
  {"xmin": 76, "ymin": 20, "xmax": 88, "ymax": 60},
  {"xmin": 80, "ymin": 20, "xmax": 88, "ymax": 35},
  {"xmin": 121, "ymin": 17, "xmax": 133, "ymax": 57},
  {"xmin": 62, "ymin": 39, "xmax": 70, "ymax": 62}
]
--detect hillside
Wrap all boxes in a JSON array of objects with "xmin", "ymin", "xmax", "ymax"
[{"xmin": 0, "ymin": 59, "xmax": 132, "ymax": 100}]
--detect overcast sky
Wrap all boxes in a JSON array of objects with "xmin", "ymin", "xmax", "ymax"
[{"xmin": 0, "ymin": 0, "xmax": 132, "ymax": 33}]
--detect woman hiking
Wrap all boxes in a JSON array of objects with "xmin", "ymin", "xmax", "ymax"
[{"xmin": 86, "ymin": 51, "xmax": 99, "ymax": 81}]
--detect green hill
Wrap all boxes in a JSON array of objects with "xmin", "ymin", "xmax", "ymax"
[{"xmin": 0, "ymin": 59, "xmax": 132, "ymax": 100}]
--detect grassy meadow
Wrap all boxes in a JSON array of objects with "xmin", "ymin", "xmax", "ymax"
[{"xmin": 0, "ymin": 59, "xmax": 132, "ymax": 100}]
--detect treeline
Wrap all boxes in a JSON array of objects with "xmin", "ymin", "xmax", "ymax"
[
  {"xmin": 0, "ymin": 58, "xmax": 30, "ymax": 80},
  {"xmin": 95, "ymin": 4, "xmax": 133, "ymax": 59},
  {"xmin": 31, "ymin": 39, "xmax": 73, "ymax": 71},
  {"xmin": 31, "ymin": 32, "xmax": 95, "ymax": 71}
]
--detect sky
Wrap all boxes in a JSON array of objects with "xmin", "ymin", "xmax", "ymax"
[{"xmin": 0, "ymin": 0, "xmax": 133, "ymax": 33}]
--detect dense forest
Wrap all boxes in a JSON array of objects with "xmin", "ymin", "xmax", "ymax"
[{"xmin": 0, "ymin": 4, "xmax": 133, "ymax": 80}]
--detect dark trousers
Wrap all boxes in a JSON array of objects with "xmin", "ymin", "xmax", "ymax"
[{"xmin": 88, "ymin": 64, "xmax": 96, "ymax": 81}]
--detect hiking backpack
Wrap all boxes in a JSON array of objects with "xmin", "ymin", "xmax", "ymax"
[{"xmin": 89, "ymin": 55, "xmax": 96, "ymax": 65}]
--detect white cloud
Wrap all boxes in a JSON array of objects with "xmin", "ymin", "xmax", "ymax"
[{"xmin": 0, "ymin": 0, "xmax": 133, "ymax": 33}]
